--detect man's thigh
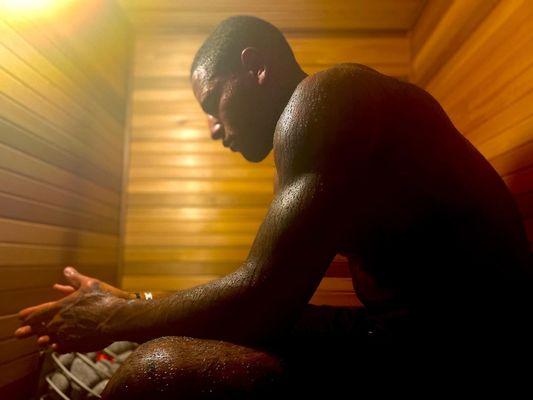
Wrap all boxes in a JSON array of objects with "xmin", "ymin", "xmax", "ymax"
[
  {"xmin": 102, "ymin": 336, "xmax": 287, "ymax": 399},
  {"xmin": 103, "ymin": 305, "xmax": 386, "ymax": 399}
]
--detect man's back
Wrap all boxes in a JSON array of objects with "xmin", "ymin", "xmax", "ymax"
[{"xmin": 279, "ymin": 63, "xmax": 532, "ymax": 349}]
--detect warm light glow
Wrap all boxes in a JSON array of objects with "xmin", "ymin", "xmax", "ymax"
[{"xmin": 0, "ymin": 0, "xmax": 72, "ymax": 18}]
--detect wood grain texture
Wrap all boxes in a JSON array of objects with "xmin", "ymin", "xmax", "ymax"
[
  {"xmin": 120, "ymin": 0, "xmax": 426, "ymax": 33},
  {"xmin": 0, "ymin": 264, "xmax": 118, "ymax": 292},
  {"xmin": 309, "ymin": 277, "xmax": 361, "ymax": 307},
  {"xmin": 0, "ymin": 353, "xmax": 41, "ymax": 390},
  {"xmin": 133, "ymin": 34, "xmax": 411, "ymax": 79},
  {"xmin": 122, "ymin": 20, "xmax": 413, "ymax": 299},
  {"xmin": 410, "ymin": 0, "xmax": 499, "ymax": 86},
  {"xmin": 122, "ymin": 27, "xmax": 274, "ymax": 290},
  {"xmin": 410, "ymin": 0, "xmax": 533, "ymax": 245},
  {"xmin": 0, "ymin": 142, "xmax": 121, "ymax": 207},
  {"xmin": 0, "ymin": 315, "xmax": 21, "ymax": 341},
  {"xmin": 410, "ymin": 0, "xmax": 452, "ymax": 57},
  {"xmin": 0, "ymin": 0, "xmax": 131, "ymax": 390}
]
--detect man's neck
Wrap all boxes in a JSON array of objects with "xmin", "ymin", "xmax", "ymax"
[
  {"xmin": 274, "ymin": 68, "xmax": 308, "ymax": 118},
  {"xmin": 281, "ymin": 68, "xmax": 308, "ymax": 102}
]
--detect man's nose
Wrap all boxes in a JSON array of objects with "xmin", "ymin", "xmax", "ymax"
[
  {"xmin": 211, "ymin": 122, "xmax": 224, "ymax": 140},
  {"xmin": 207, "ymin": 115, "xmax": 224, "ymax": 140}
]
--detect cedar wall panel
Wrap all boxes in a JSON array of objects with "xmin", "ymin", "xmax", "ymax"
[
  {"xmin": 122, "ymin": 32, "xmax": 411, "ymax": 305},
  {"xmin": 120, "ymin": 0, "xmax": 427, "ymax": 33},
  {"xmin": 0, "ymin": 1, "xmax": 131, "ymax": 396},
  {"xmin": 410, "ymin": 0, "xmax": 533, "ymax": 247}
]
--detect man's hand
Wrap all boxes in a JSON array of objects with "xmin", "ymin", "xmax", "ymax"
[
  {"xmin": 50, "ymin": 266, "xmax": 132, "ymax": 300},
  {"xmin": 14, "ymin": 266, "xmax": 130, "ymax": 353}
]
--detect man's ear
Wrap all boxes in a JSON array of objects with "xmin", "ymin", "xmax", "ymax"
[{"xmin": 240, "ymin": 47, "xmax": 267, "ymax": 85}]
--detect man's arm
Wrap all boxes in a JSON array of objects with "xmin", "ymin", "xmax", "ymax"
[
  {"xmin": 20, "ymin": 69, "xmax": 380, "ymax": 351},
  {"xmin": 105, "ymin": 171, "xmax": 343, "ymax": 346},
  {"xmin": 19, "ymin": 171, "xmax": 344, "ymax": 351},
  {"xmin": 102, "ymin": 70, "xmax": 381, "ymax": 346}
]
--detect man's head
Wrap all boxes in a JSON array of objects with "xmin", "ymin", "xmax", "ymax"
[{"xmin": 190, "ymin": 16, "xmax": 305, "ymax": 162}]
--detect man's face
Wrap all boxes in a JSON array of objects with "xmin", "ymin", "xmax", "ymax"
[{"xmin": 191, "ymin": 67, "xmax": 274, "ymax": 162}]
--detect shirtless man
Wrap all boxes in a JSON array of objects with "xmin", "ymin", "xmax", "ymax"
[{"xmin": 15, "ymin": 16, "xmax": 532, "ymax": 397}]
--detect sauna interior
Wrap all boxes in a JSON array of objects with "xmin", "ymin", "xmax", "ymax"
[{"xmin": 1, "ymin": 0, "xmax": 532, "ymax": 397}]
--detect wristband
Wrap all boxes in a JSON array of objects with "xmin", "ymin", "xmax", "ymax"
[{"xmin": 134, "ymin": 292, "xmax": 141, "ymax": 299}]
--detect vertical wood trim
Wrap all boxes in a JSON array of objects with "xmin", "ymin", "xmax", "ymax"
[{"xmin": 117, "ymin": 30, "xmax": 137, "ymax": 289}]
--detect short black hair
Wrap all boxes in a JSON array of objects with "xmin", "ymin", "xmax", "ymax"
[{"xmin": 190, "ymin": 15, "xmax": 299, "ymax": 81}]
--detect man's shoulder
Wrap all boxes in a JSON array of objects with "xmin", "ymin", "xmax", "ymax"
[
  {"xmin": 277, "ymin": 64, "xmax": 392, "ymax": 133},
  {"xmin": 297, "ymin": 63, "xmax": 391, "ymax": 94},
  {"xmin": 274, "ymin": 64, "xmax": 388, "ymax": 177}
]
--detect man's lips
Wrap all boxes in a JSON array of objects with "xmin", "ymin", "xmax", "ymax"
[{"xmin": 223, "ymin": 137, "xmax": 237, "ymax": 151}]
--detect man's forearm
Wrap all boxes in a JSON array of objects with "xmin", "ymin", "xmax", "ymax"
[{"xmin": 103, "ymin": 263, "xmax": 287, "ymax": 346}]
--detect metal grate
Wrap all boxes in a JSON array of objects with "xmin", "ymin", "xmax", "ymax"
[{"xmin": 36, "ymin": 342, "xmax": 138, "ymax": 400}]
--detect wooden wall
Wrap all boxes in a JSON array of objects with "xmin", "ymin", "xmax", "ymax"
[
  {"xmin": 0, "ymin": 1, "xmax": 131, "ymax": 396},
  {"xmin": 121, "ymin": 32, "xmax": 410, "ymax": 305},
  {"xmin": 410, "ymin": 0, "xmax": 533, "ymax": 248},
  {"xmin": 1, "ymin": 0, "xmax": 530, "ymax": 395}
]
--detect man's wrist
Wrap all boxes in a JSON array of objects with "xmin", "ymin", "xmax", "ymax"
[
  {"xmin": 102, "ymin": 298, "xmax": 152, "ymax": 343},
  {"xmin": 130, "ymin": 292, "xmax": 154, "ymax": 300}
]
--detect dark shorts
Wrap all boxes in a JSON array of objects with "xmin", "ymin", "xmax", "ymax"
[
  {"xmin": 257, "ymin": 304, "xmax": 533, "ymax": 394},
  {"xmin": 258, "ymin": 305, "xmax": 406, "ymax": 394}
]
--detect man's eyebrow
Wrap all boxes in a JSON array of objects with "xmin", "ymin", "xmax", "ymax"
[
  {"xmin": 200, "ymin": 86, "xmax": 219, "ymax": 115},
  {"xmin": 200, "ymin": 92, "xmax": 214, "ymax": 114}
]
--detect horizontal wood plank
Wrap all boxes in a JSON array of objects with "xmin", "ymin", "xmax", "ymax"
[
  {"xmin": 0, "ymin": 338, "xmax": 38, "ymax": 365},
  {"xmin": 129, "ymin": 167, "xmax": 275, "ymax": 180},
  {"xmin": 444, "ymin": 43, "xmax": 533, "ymax": 138},
  {"xmin": 503, "ymin": 167, "xmax": 533, "ymax": 195},
  {"xmin": 411, "ymin": 0, "xmax": 499, "ymax": 85},
  {"xmin": 125, "ymin": 234, "xmax": 255, "ymax": 247},
  {"xmin": 0, "ymin": 287, "xmax": 63, "ymax": 316},
  {"xmin": 489, "ymin": 141, "xmax": 533, "ymax": 177},
  {"xmin": 0, "ymin": 95, "xmax": 122, "ymax": 191},
  {"xmin": 0, "ymin": 217, "xmax": 118, "ymax": 248},
  {"xmin": 0, "ymin": 243, "xmax": 117, "ymax": 268},
  {"xmin": 122, "ymin": 274, "xmax": 219, "ymax": 291},
  {"xmin": 123, "ymin": 261, "xmax": 239, "ymax": 277},
  {"xmin": 126, "ymin": 220, "xmax": 262, "ymax": 233},
  {"xmin": 0, "ymin": 168, "xmax": 119, "ymax": 220},
  {"xmin": 131, "ymin": 127, "xmax": 209, "ymax": 141},
  {"xmin": 310, "ymin": 277, "xmax": 360, "ymax": 307},
  {"xmin": 128, "ymin": 193, "xmax": 273, "ymax": 208},
  {"xmin": 0, "ymin": 19, "xmax": 124, "ymax": 125},
  {"xmin": 0, "ymin": 192, "xmax": 119, "ymax": 234},
  {"xmin": 464, "ymin": 91, "xmax": 533, "ymax": 148},
  {"xmin": 126, "ymin": 207, "xmax": 268, "ymax": 221},
  {"xmin": 128, "ymin": 179, "xmax": 274, "ymax": 194},
  {"xmin": 0, "ymin": 2, "xmax": 130, "ymax": 391},
  {"xmin": 0, "ymin": 143, "xmax": 120, "ymax": 207},
  {"xmin": 124, "ymin": 247, "xmax": 249, "ymax": 263},
  {"xmin": 130, "ymin": 153, "xmax": 275, "ymax": 168},
  {"xmin": 0, "ymin": 353, "xmax": 40, "ymax": 389},
  {"xmin": 0, "ymin": 41, "xmax": 123, "ymax": 150},
  {"xmin": 0, "ymin": 264, "xmax": 117, "ymax": 292},
  {"xmin": 0, "ymin": 315, "xmax": 20, "ymax": 341},
  {"xmin": 425, "ymin": 1, "xmax": 531, "ymax": 101},
  {"xmin": 410, "ymin": 0, "xmax": 452, "ymax": 57},
  {"xmin": 0, "ymin": 70, "xmax": 122, "ymax": 172},
  {"xmin": 121, "ymin": 0, "xmax": 426, "ymax": 32}
]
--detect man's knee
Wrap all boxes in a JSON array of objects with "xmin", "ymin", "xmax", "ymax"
[{"xmin": 101, "ymin": 336, "xmax": 286, "ymax": 399}]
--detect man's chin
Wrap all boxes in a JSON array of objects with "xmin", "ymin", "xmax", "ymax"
[{"xmin": 240, "ymin": 147, "xmax": 270, "ymax": 163}]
